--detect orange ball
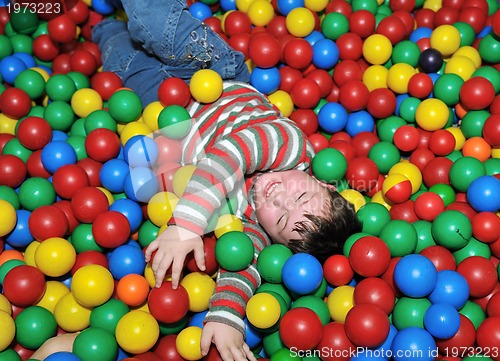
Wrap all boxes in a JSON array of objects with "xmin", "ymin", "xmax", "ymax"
[
  {"xmin": 0, "ymin": 250, "xmax": 24, "ymax": 267},
  {"xmin": 462, "ymin": 137, "xmax": 492, "ymax": 162},
  {"xmin": 116, "ymin": 274, "xmax": 151, "ymax": 307}
]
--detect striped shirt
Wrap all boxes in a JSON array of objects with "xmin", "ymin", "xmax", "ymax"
[{"xmin": 169, "ymin": 82, "xmax": 314, "ymax": 334}]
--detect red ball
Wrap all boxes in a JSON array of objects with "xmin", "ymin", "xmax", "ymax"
[
  {"xmin": 459, "ymin": 76, "xmax": 496, "ymax": 111},
  {"xmin": 71, "ymin": 250, "xmax": 109, "ymax": 275},
  {"xmin": 69, "ymin": 49, "xmax": 98, "ymax": 77},
  {"xmin": 290, "ymin": 78, "xmax": 321, "ymax": 109},
  {"xmin": 428, "ymin": 129, "xmax": 456, "ymax": 156},
  {"xmin": 323, "ymin": 254, "xmax": 354, "ymax": 287},
  {"xmin": 353, "ymin": 277, "xmax": 395, "ymax": 315},
  {"xmin": 435, "ymin": 315, "xmax": 476, "ymax": 355},
  {"xmin": 306, "ymin": 69, "xmax": 334, "ymax": 99},
  {"xmin": 422, "ymin": 157, "xmax": 453, "ymax": 187},
  {"xmin": 349, "ymin": 10, "xmax": 376, "ymax": 39},
  {"xmin": 389, "ymin": 200, "xmax": 419, "ymax": 223},
  {"xmin": 155, "ymin": 135, "xmax": 183, "ymax": 165},
  {"xmin": 52, "ymin": 53, "xmax": 72, "ymax": 74},
  {"xmin": 338, "ymin": 80, "xmax": 369, "ymax": 112},
  {"xmin": 80, "ymin": 41, "xmax": 102, "ymax": 68},
  {"xmin": 434, "ymin": 6, "xmax": 460, "ymax": 26},
  {"xmin": 158, "ymin": 77, "xmax": 191, "ymax": 108},
  {"xmin": 414, "ymin": 8, "xmax": 435, "ymax": 28},
  {"xmin": 308, "ymin": 132, "xmax": 329, "ymax": 153},
  {"xmin": 392, "ymin": 10, "xmax": 415, "ymax": 36},
  {"xmin": 52, "ymin": 164, "xmax": 90, "ymax": 199},
  {"xmin": 71, "ymin": 186, "xmax": 109, "ymax": 223},
  {"xmin": 279, "ymin": 66, "xmax": 303, "ymax": 93},
  {"xmin": 329, "ymin": 140, "xmax": 356, "ymax": 162},
  {"xmin": 47, "ymin": 14, "xmax": 77, "ymax": 43},
  {"xmin": 445, "ymin": 201, "xmax": 477, "ymax": 223},
  {"xmin": 66, "ymin": 0, "xmax": 90, "ymax": 24},
  {"xmin": 456, "ymin": 256, "xmax": 497, "ymax": 298},
  {"xmin": 408, "ymin": 73, "xmax": 434, "ymax": 99},
  {"xmin": 472, "ymin": 212, "xmax": 500, "ymax": 243},
  {"xmin": 483, "ymin": 113, "xmax": 500, "ymax": 147},
  {"xmin": 85, "ymin": 128, "xmax": 121, "ymax": 163},
  {"xmin": 345, "ymin": 157, "xmax": 379, "ymax": 191},
  {"xmin": 350, "ymin": 131, "xmax": 380, "ymax": 157},
  {"xmin": 336, "ymin": 32, "xmax": 363, "ymax": 61},
  {"xmin": 366, "ymin": 88, "xmax": 397, "ymax": 119},
  {"xmin": 290, "ymin": 109, "xmax": 319, "ymax": 137},
  {"xmin": 333, "ymin": 60, "xmax": 363, "ymax": 87},
  {"xmin": 26, "ymin": 150, "xmax": 51, "ymax": 179},
  {"xmin": 77, "ymin": 157, "xmax": 103, "ymax": 187},
  {"xmin": 28, "ymin": 205, "xmax": 69, "ymax": 241},
  {"xmin": 33, "ymin": 34, "xmax": 60, "ymax": 61},
  {"xmin": 223, "ymin": 10, "xmax": 251, "ymax": 36},
  {"xmin": 410, "ymin": 147, "xmax": 435, "ymax": 172},
  {"xmin": 248, "ymin": 32, "xmax": 281, "ymax": 68},
  {"xmin": 375, "ymin": 15, "xmax": 406, "ymax": 45},
  {"xmin": 487, "ymin": 292, "xmax": 500, "ymax": 317},
  {"xmin": 0, "ymin": 154, "xmax": 27, "ymax": 188},
  {"xmin": 54, "ymin": 200, "xmax": 80, "ymax": 234},
  {"xmin": 492, "ymin": 7, "xmax": 500, "ymax": 37},
  {"xmin": 279, "ymin": 308, "xmax": 324, "ymax": 350},
  {"xmin": 267, "ymin": 15, "xmax": 288, "ymax": 38},
  {"xmin": 475, "ymin": 316, "xmax": 500, "ymax": 361},
  {"xmin": 316, "ymin": 322, "xmax": 355, "ymax": 361},
  {"xmin": 414, "ymin": 191, "xmax": 445, "ymax": 222},
  {"xmin": 394, "ymin": 126, "xmax": 421, "ymax": 152},
  {"xmin": 345, "ymin": 304, "xmax": 390, "ymax": 348},
  {"xmin": 153, "ymin": 335, "xmax": 184, "ymax": 361},
  {"xmin": 0, "ymin": 87, "xmax": 31, "ymax": 119},
  {"xmin": 156, "ymin": 161, "xmax": 181, "ymax": 193},
  {"xmin": 389, "ymin": 0, "xmax": 416, "ymax": 12},
  {"xmin": 92, "ymin": 210, "xmax": 131, "ymax": 249},
  {"xmin": 0, "ymin": 133, "xmax": 14, "ymax": 153},
  {"xmin": 148, "ymin": 281, "xmax": 190, "ymax": 324},
  {"xmin": 185, "ymin": 234, "xmax": 219, "ymax": 275},
  {"xmin": 458, "ymin": 5, "xmax": 488, "ymax": 34},
  {"xmin": 17, "ymin": 116, "xmax": 53, "ymax": 150},
  {"xmin": 3, "ymin": 265, "xmax": 46, "ymax": 307},
  {"xmin": 420, "ymin": 245, "xmax": 456, "ymax": 271},
  {"xmin": 349, "ymin": 236, "xmax": 391, "ymax": 277},
  {"xmin": 91, "ymin": 71, "xmax": 123, "ymax": 101},
  {"xmin": 228, "ymin": 33, "xmax": 251, "ymax": 60},
  {"xmin": 381, "ymin": 257, "xmax": 402, "ymax": 297},
  {"xmin": 283, "ymin": 38, "xmax": 313, "ymax": 70}
]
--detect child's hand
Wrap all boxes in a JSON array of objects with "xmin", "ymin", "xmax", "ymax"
[
  {"xmin": 145, "ymin": 225, "xmax": 205, "ymax": 288},
  {"xmin": 201, "ymin": 322, "xmax": 256, "ymax": 361}
]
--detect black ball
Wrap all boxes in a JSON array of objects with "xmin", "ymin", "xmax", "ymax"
[{"xmin": 418, "ymin": 48, "xmax": 444, "ymax": 73}]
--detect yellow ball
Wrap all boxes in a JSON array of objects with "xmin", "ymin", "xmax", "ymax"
[
  {"xmin": 116, "ymin": 310, "xmax": 159, "ymax": 354},
  {"xmin": 71, "ymin": 264, "xmax": 114, "ymax": 307},
  {"xmin": 0, "ymin": 200, "xmax": 16, "ymax": 237},
  {"xmin": 172, "ymin": 164, "xmax": 197, "ymax": 198},
  {"xmin": 444, "ymin": 55, "xmax": 477, "ymax": 81},
  {"xmin": 236, "ymin": 0, "xmax": 253, "ymax": 12},
  {"xmin": 0, "ymin": 113, "xmax": 18, "ymax": 135},
  {"xmin": 453, "ymin": 46, "xmax": 482, "ymax": 68},
  {"xmin": 415, "ymin": 98, "xmax": 450, "ymax": 132},
  {"xmin": 190, "ymin": 69, "xmax": 223, "ymax": 104},
  {"xmin": 119, "ymin": 121, "xmax": 153, "ymax": 146},
  {"xmin": 0, "ymin": 311, "xmax": 15, "ymax": 352},
  {"xmin": 285, "ymin": 7, "xmax": 315, "ymax": 38},
  {"xmin": 31, "ymin": 67, "xmax": 50, "ymax": 82},
  {"xmin": 370, "ymin": 190, "xmax": 392, "ymax": 210},
  {"xmin": 0, "ymin": 294, "xmax": 11, "ymax": 315},
  {"xmin": 363, "ymin": 65, "xmax": 389, "ymax": 91},
  {"xmin": 339, "ymin": 189, "xmax": 366, "ymax": 212},
  {"xmin": 247, "ymin": 0, "xmax": 274, "ymax": 27},
  {"xmin": 147, "ymin": 191, "xmax": 177, "ymax": 227},
  {"xmin": 492, "ymin": 146, "xmax": 500, "ymax": 159},
  {"xmin": 246, "ymin": 292, "xmax": 281, "ymax": 329},
  {"xmin": 268, "ymin": 90, "xmax": 294, "ymax": 117},
  {"xmin": 362, "ymin": 34, "xmax": 393, "ymax": 65},
  {"xmin": 97, "ymin": 186, "xmax": 114, "ymax": 205},
  {"xmin": 176, "ymin": 326, "xmax": 203, "ymax": 361},
  {"xmin": 142, "ymin": 101, "xmax": 164, "ymax": 132},
  {"xmin": 388, "ymin": 162, "xmax": 423, "ymax": 195},
  {"xmin": 180, "ymin": 272, "xmax": 216, "ymax": 312},
  {"xmin": 386, "ymin": 63, "xmax": 417, "ymax": 94},
  {"xmin": 36, "ymin": 280, "xmax": 70, "ymax": 314},
  {"xmin": 23, "ymin": 240, "xmax": 40, "ymax": 267},
  {"xmin": 54, "ymin": 292, "xmax": 92, "ymax": 332},
  {"xmin": 445, "ymin": 127, "xmax": 466, "ymax": 150},
  {"xmin": 327, "ymin": 285, "xmax": 354, "ymax": 323},
  {"xmin": 35, "ymin": 237, "xmax": 76, "ymax": 277},
  {"xmin": 430, "ymin": 25, "xmax": 461, "ymax": 57},
  {"xmin": 305, "ymin": 0, "xmax": 328, "ymax": 12},
  {"xmin": 71, "ymin": 88, "xmax": 103, "ymax": 118},
  {"xmin": 423, "ymin": 0, "xmax": 442, "ymax": 11},
  {"xmin": 214, "ymin": 214, "xmax": 244, "ymax": 238}
]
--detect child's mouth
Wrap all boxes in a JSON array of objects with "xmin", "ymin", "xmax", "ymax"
[{"xmin": 265, "ymin": 182, "xmax": 280, "ymax": 199}]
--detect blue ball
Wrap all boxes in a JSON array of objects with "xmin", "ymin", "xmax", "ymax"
[
  {"xmin": 108, "ymin": 244, "xmax": 146, "ymax": 280},
  {"xmin": 109, "ymin": 199, "xmax": 144, "ymax": 233},
  {"xmin": 0, "ymin": 55, "xmax": 28, "ymax": 84},
  {"xmin": 41, "ymin": 140, "xmax": 77, "ymax": 174},
  {"xmin": 277, "ymin": 0, "xmax": 304, "ymax": 15},
  {"xmin": 250, "ymin": 67, "xmax": 281, "ymax": 95},
  {"xmin": 123, "ymin": 135, "xmax": 159, "ymax": 168},
  {"xmin": 91, "ymin": 0, "xmax": 115, "ymax": 15},
  {"xmin": 304, "ymin": 30, "xmax": 325, "ymax": 47},
  {"xmin": 409, "ymin": 27, "xmax": 433, "ymax": 43},
  {"xmin": 428, "ymin": 270, "xmax": 469, "ymax": 309},
  {"xmin": 317, "ymin": 102, "xmax": 348, "ymax": 133},
  {"xmin": 423, "ymin": 303, "xmax": 461, "ymax": 339},
  {"xmin": 5, "ymin": 209, "xmax": 33, "ymax": 248},
  {"xmin": 244, "ymin": 317, "xmax": 263, "ymax": 349},
  {"xmin": 115, "ymin": 347, "xmax": 129, "ymax": 361},
  {"xmin": 12, "ymin": 52, "xmax": 36, "ymax": 68},
  {"xmin": 188, "ymin": 310, "xmax": 208, "ymax": 328},
  {"xmin": 395, "ymin": 93, "xmax": 409, "ymax": 116},
  {"xmin": 220, "ymin": 0, "xmax": 237, "ymax": 11},
  {"xmin": 478, "ymin": 25, "xmax": 492, "ymax": 39},
  {"xmin": 282, "ymin": 253, "xmax": 323, "ymax": 295},
  {"xmin": 466, "ymin": 175, "xmax": 500, "ymax": 212},
  {"xmin": 312, "ymin": 39, "xmax": 339, "ymax": 70},
  {"xmin": 391, "ymin": 327, "xmax": 436, "ymax": 361},
  {"xmin": 189, "ymin": 1, "xmax": 213, "ymax": 21},
  {"xmin": 346, "ymin": 110, "xmax": 375, "ymax": 136},
  {"xmin": 394, "ymin": 254, "xmax": 438, "ymax": 298},
  {"xmin": 45, "ymin": 352, "xmax": 82, "ymax": 361},
  {"xmin": 123, "ymin": 167, "xmax": 159, "ymax": 203},
  {"xmin": 51, "ymin": 130, "xmax": 69, "ymax": 142},
  {"xmin": 100, "ymin": 159, "xmax": 130, "ymax": 194}
]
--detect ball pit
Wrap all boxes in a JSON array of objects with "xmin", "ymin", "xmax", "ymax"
[{"xmin": 0, "ymin": 1, "xmax": 499, "ymax": 361}]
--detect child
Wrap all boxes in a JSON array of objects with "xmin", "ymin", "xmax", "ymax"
[{"xmin": 29, "ymin": 1, "xmax": 361, "ymax": 360}]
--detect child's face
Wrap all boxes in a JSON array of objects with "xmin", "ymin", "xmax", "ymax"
[{"xmin": 253, "ymin": 169, "xmax": 331, "ymax": 245}]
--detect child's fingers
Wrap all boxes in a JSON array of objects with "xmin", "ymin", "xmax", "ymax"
[
  {"xmin": 193, "ymin": 242, "xmax": 206, "ymax": 271},
  {"xmin": 230, "ymin": 345, "xmax": 248, "ymax": 361},
  {"xmin": 170, "ymin": 256, "xmax": 186, "ymax": 289},
  {"xmin": 200, "ymin": 327, "xmax": 213, "ymax": 356},
  {"xmin": 144, "ymin": 240, "xmax": 158, "ymax": 261},
  {"xmin": 243, "ymin": 343, "xmax": 256, "ymax": 361},
  {"xmin": 153, "ymin": 253, "xmax": 172, "ymax": 288}
]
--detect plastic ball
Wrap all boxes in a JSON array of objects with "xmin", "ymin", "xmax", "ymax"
[
  {"xmin": 247, "ymin": 0, "xmax": 275, "ymax": 26},
  {"xmin": 282, "ymin": 253, "xmax": 323, "ymax": 295},
  {"xmin": 148, "ymin": 281, "xmax": 189, "ymax": 323},
  {"xmin": 17, "ymin": 116, "xmax": 51, "ymax": 153},
  {"xmin": 41, "ymin": 140, "xmax": 78, "ymax": 174},
  {"xmin": 430, "ymin": 25, "xmax": 461, "ymax": 57},
  {"xmin": 382, "ymin": 173, "xmax": 412, "ymax": 204},
  {"xmin": 250, "ymin": 67, "xmax": 281, "ymax": 95},
  {"xmin": 267, "ymin": 90, "xmax": 294, "ymax": 117},
  {"xmin": 394, "ymin": 254, "xmax": 438, "ymax": 298},
  {"xmin": 0, "ymin": 87, "xmax": 31, "ymax": 119},
  {"xmin": 108, "ymin": 89, "xmax": 142, "ymax": 124},
  {"xmin": 85, "ymin": 128, "xmax": 121, "ymax": 163},
  {"xmin": 462, "ymin": 136, "xmax": 492, "ymax": 162},
  {"xmin": 472, "ymin": 212, "xmax": 500, "ymax": 244},
  {"xmin": 3, "ymin": 265, "xmax": 46, "ymax": 307},
  {"xmin": 0, "ymin": 55, "xmax": 28, "ymax": 85},
  {"xmin": 311, "ymin": 148, "xmax": 347, "ymax": 182},
  {"xmin": 285, "ymin": 7, "xmax": 315, "ymax": 37},
  {"xmin": 444, "ymin": 55, "xmax": 476, "ymax": 81},
  {"xmin": 387, "ymin": 63, "xmax": 417, "ymax": 94},
  {"xmin": 176, "ymin": 326, "xmax": 203, "ymax": 361},
  {"xmin": 391, "ymin": 327, "xmax": 436, "ymax": 361},
  {"xmin": 317, "ymin": 101, "xmax": 348, "ymax": 133},
  {"xmin": 326, "ymin": 285, "xmax": 355, "ymax": 323},
  {"xmin": 0, "ymin": 199, "xmax": 16, "ymax": 237},
  {"xmin": 246, "ymin": 292, "xmax": 281, "ymax": 329},
  {"xmin": 349, "ymin": 236, "xmax": 391, "ymax": 277},
  {"xmin": 158, "ymin": 105, "xmax": 192, "ymax": 140},
  {"xmin": 290, "ymin": 78, "xmax": 322, "ymax": 109},
  {"xmin": 213, "ymin": 214, "xmax": 244, "ymax": 238},
  {"xmin": 0, "ymin": 311, "xmax": 15, "ymax": 352},
  {"xmin": 108, "ymin": 244, "xmax": 146, "ymax": 280},
  {"xmin": 460, "ymin": 76, "xmax": 496, "ymax": 111},
  {"xmin": 36, "ymin": 280, "xmax": 70, "ymax": 314},
  {"xmin": 279, "ymin": 307, "xmax": 323, "ymax": 350},
  {"xmin": 71, "ymin": 264, "xmax": 114, "ymax": 307},
  {"xmin": 14, "ymin": 306, "xmax": 57, "ymax": 350},
  {"xmin": 257, "ymin": 244, "xmax": 293, "ymax": 284},
  {"xmin": 424, "ymin": 303, "xmax": 461, "ymax": 339},
  {"xmin": 71, "ymin": 88, "xmax": 103, "ymax": 119},
  {"xmin": 34, "ymin": 237, "xmax": 76, "ymax": 277},
  {"xmin": 116, "ymin": 310, "xmax": 159, "ymax": 354},
  {"xmin": 418, "ymin": 48, "xmax": 443, "ymax": 73},
  {"xmin": 124, "ymin": 167, "xmax": 159, "ymax": 203},
  {"xmin": 353, "ymin": 276, "xmax": 395, "ymax": 315},
  {"xmin": 345, "ymin": 157, "xmax": 379, "ymax": 192},
  {"xmin": 92, "ymin": 210, "xmax": 131, "ymax": 249},
  {"xmin": 344, "ymin": 303, "xmax": 390, "ymax": 348},
  {"xmin": 466, "ymin": 175, "xmax": 500, "ymax": 212},
  {"xmin": 312, "ymin": 38, "xmax": 339, "ymax": 69},
  {"xmin": 483, "ymin": 113, "xmax": 500, "ymax": 147},
  {"xmin": 456, "ymin": 256, "xmax": 498, "ymax": 299},
  {"xmin": 189, "ymin": 69, "xmax": 223, "ymax": 103},
  {"xmin": 180, "ymin": 272, "xmax": 216, "ymax": 312},
  {"xmin": 71, "ymin": 186, "xmax": 109, "ymax": 223},
  {"xmin": 158, "ymin": 77, "xmax": 191, "ymax": 107},
  {"xmin": 73, "ymin": 327, "xmax": 118, "ymax": 361},
  {"xmin": 362, "ymin": 34, "xmax": 392, "ymax": 65}
]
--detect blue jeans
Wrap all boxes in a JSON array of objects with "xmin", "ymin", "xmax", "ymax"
[{"xmin": 92, "ymin": 0, "xmax": 250, "ymax": 106}]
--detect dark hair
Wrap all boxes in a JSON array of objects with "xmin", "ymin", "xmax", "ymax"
[{"xmin": 287, "ymin": 188, "xmax": 362, "ymax": 264}]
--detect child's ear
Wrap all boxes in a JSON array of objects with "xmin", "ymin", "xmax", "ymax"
[{"xmin": 313, "ymin": 176, "xmax": 337, "ymax": 191}]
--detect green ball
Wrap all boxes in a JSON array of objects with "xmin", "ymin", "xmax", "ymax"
[
  {"xmin": 351, "ymin": 0, "xmax": 378, "ymax": 13},
  {"xmin": 453, "ymin": 237, "xmax": 491, "ymax": 264},
  {"xmin": 376, "ymin": 3, "xmax": 392, "ymax": 16},
  {"xmin": 0, "ymin": 259, "xmax": 25, "ymax": 284},
  {"xmin": 28, "ymin": 105, "xmax": 45, "ymax": 118},
  {"xmin": 84, "ymin": 109, "xmax": 117, "ymax": 133},
  {"xmin": 431, "ymin": 210, "xmax": 472, "ymax": 250},
  {"xmin": 428, "ymin": 183, "xmax": 456, "ymax": 207},
  {"xmin": 445, "ymin": 150, "xmax": 463, "ymax": 162},
  {"xmin": 368, "ymin": 141, "xmax": 400, "ymax": 174},
  {"xmin": 449, "ymin": 156, "xmax": 486, "ymax": 193},
  {"xmin": 357, "ymin": 202, "xmax": 391, "ymax": 236},
  {"xmin": 2, "ymin": 138, "xmax": 32, "ymax": 163},
  {"xmin": 67, "ymin": 71, "xmax": 90, "ymax": 90},
  {"xmin": 472, "ymin": 66, "xmax": 500, "ymax": 94},
  {"xmin": 44, "ymin": 100, "xmax": 76, "ymax": 132},
  {"xmin": 398, "ymin": 97, "xmax": 421, "ymax": 123},
  {"xmin": 31, "ymin": 21, "xmax": 49, "ymax": 38},
  {"xmin": 0, "ymin": 34, "xmax": 13, "ymax": 59},
  {"xmin": 159, "ymin": 314, "xmax": 189, "ymax": 335},
  {"xmin": 215, "ymin": 231, "xmax": 255, "ymax": 271},
  {"xmin": 463, "ymin": 356, "xmax": 493, "ymax": 361},
  {"xmin": 379, "ymin": 220, "xmax": 418, "ymax": 257},
  {"xmin": 311, "ymin": 148, "xmax": 347, "ymax": 183},
  {"xmin": 392, "ymin": 297, "xmax": 431, "ymax": 330},
  {"xmin": 73, "ymin": 327, "xmax": 118, "ymax": 361},
  {"xmin": 433, "ymin": 73, "xmax": 464, "ymax": 106},
  {"xmin": 0, "ymin": 348, "xmax": 21, "ymax": 361},
  {"xmin": 485, "ymin": 158, "xmax": 500, "ymax": 176},
  {"xmin": 158, "ymin": 105, "xmax": 192, "ymax": 139},
  {"xmin": 18, "ymin": 177, "xmax": 55, "ymax": 211},
  {"xmin": 257, "ymin": 244, "xmax": 293, "ymax": 284},
  {"xmin": 485, "ymin": 0, "xmax": 499, "ymax": 14},
  {"xmin": 291, "ymin": 295, "xmax": 330, "ymax": 325},
  {"xmin": 0, "ymin": 185, "xmax": 20, "ymax": 210},
  {"xmin": 108, "ymin": 89, "xmax": 142, "ymax": 124},
  {"xmin": 14, "ymin": 69, "xmax": 45, "ymax": 100},
  {"xmin": 263, "ymin": 331, "xmax": 285, "ymax": 357},
  {"xmin": 270, "ymin": 347, "xmax": 302, "ymax": 361},
  {"xmin": 478, "ymin": 33, "xmax": 500, "ymax": 64},
  {"xmin": 69, "ymin": 118, "xmax": 87, "ymax": 137},
  {"xmin": 461, "ymin": 110, "xmax": 489, "ymax": 139},
  {"xmin": 452, "ymin": 22, "xmax": 476, "ymax": 47},
  {"xmin": 15, "ymin": 306, "xmax": 57, "ymax": 349},
  {"xmin": 391, "ymin": 40, "xmax": 421, "ymax": 67},
  {"xmin": 45, "ymin": 74, "xmax": 77, "ymax": 102},
  {"xmin": 321, "ymin": 12, "xmax": 349, "ymax": 41},
  {"xmin": 90, "ymin": 298, "xmax": 130, "ymax": 334},
  {"xmin": 9, "ymin": 8, "xmax": 39, "ymax": 35},
  {"xmin": 137, "ymin": 219, "xmax": 159, "ymax": 248},
  {"xmin": 459, "ymin": 300, "xmax": 485, "ymax": 329},
  {"xmin": 67, "ymin": 135, "xmax": 88, "ymax": 161},
  {"xmin": 71, "ymin": 223, "xmax": 104, "ymax": 253},
  {"xmin": 10, "ymin": 34, "xmax": 33, "ymax": 54},
  {"xmin": 413, "ymin": 220, "xmax": 436, "ymax": 253},
  {"xmin": 256, "ymin": 283, "xmax": 292, "ymax": 309},
  {"xmin": 376, "ymin": 115, "xmax": 406, "ymax": 143},
  {"xmin": 314, "ymin": 98, "xmax": 328, "ymax": 115}
]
